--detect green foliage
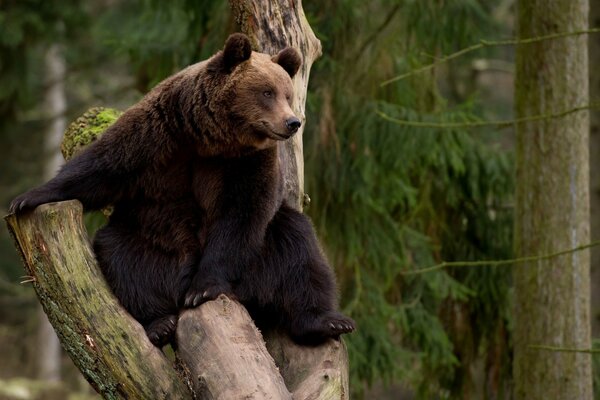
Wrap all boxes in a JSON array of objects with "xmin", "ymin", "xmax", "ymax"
[
  {"xmin": 95, "ymin": 0, "xmax": 230, "ymax": 91},
  {"xmin": 0, "ymin": 0, "xmax": 89, "ymax": 287},
  {"xmin": 0, "ymin": 0, "xmax": 86, "ymax": 119},
  {"xmin": 304, "ymin": 0, "xmax": 513, "ymax": 396}
]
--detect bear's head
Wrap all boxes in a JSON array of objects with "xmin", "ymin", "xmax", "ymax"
[{"xmin": 203, "ymin": 33, "xmax": 303, "ymax": 153}]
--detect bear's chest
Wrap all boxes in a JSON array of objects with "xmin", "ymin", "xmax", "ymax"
[{"xmin": 192, "ymin": 148, "xmax": 283, "ymax": 243}]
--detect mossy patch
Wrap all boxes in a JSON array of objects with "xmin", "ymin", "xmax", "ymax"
[{"xmin": 61, "ymin": 107, "xmax": 122, "ymax": 161}]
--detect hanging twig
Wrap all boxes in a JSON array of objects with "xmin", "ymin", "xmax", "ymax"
[
  {"xmin": 403, "ymin": 240, "xmax": 600, "ymax": 275},
  {"xmin": 381, "ymin": 28, "xmax": 600, "ymax": 87},
  {"xmin": 376, "ymin": 103, "xmax": 599, "ymax": 130},
  {"xmin": 529, "ymin": 345, "xmax": 600, "ymax": 354}
]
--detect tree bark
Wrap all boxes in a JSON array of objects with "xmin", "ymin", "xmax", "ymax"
[
  {"xmin": 264, "ymin": 332, "xmax": 349, "ymax": 399},
  {"xmin": 513, "ymin": 1, "xmax": 592, "ymax": 399},
  {"xmin": 589, "ymin": 0, "xmax": 600, "ymax": 337}
]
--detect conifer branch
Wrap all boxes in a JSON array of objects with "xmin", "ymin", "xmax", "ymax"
[
  {"xmin": 376, "ymin": 103, "xmax": 598, "ymax": 129},
  {"xmin": 529, "ymin": 345, "xmax": 600, "ymax": 354},
  {"xmin": 402, "ymin": 240, "xmax": 600, "ymax": 275},
  {"xmin": 381, "ymin": 28, "xmax": 600, "ymax": 87}
]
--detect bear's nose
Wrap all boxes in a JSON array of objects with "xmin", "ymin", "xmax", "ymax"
[{"xmin": 286, "ymin": 117, "xmax": 302, "ymax": 134}]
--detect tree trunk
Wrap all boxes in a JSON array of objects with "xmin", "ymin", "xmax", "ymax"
[
  {"xmin": 5, "ymin": 1, "xmax": 349, "ymax": 399},
  {"xmin": 589, "ymin": 0, "xmax": 600, "ymax": 338},
  {"xmin": 38, "ymin": 42, "xmax": 67, "ymax": 383},
  {"xmin": 513, "ymin": 1, "xmax": 592, "ymax": 399}
]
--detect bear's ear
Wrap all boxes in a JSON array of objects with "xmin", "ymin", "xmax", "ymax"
[
  {"xmin": 272, "ymin": 47, "xmax": 302, "ymax": 78},
  {"xmin": 223, "ymin": 33, "xmax": 252, "ymax": 72}
]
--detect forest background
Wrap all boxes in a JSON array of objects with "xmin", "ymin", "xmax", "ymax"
[{"xmin": 0, "ymin": 0, "xmax": 598, "ymax": 399}]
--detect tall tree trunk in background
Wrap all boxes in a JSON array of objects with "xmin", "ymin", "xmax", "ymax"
[
  {"xmin": 513, "ymin": 1, "xmax": 592, "ymax": 399},
  {"xmin": 38, "ymin": 43, "xmax": 66, "ymax": 382},
  {"xmin": 590, "ymin": 0, "xmax": 600, "ymax": 337}
]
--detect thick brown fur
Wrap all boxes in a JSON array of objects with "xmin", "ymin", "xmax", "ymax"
[{"xmin": 10, "ymin": 33, "xmax": 354, "ymax": 347}]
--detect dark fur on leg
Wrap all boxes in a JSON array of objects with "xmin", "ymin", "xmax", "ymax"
[
  {"xmin": 94, "ymin": 224, "xmax": 197, "ymax": 346},
  {"xmin": 236, "ymin": 204, "xmax": 355, "ymax": 345}
]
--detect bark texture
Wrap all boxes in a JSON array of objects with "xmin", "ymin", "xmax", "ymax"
[
  {"xmin": 589, "ymin": 0, "xmax": 600, "ymax": 337},
  {"xmin": 265, "ymin": 332, "xmax": 349, "ymax": 399},
  {"xmin": 513, "ymin": 1, "xmax": 592, "ymax": 399}
]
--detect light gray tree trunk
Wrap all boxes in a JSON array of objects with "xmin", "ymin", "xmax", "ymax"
[
  {"xmin": 513, "ymin": 1, "xmax": 592, "ymax": 399},
  {"xmin": 38, "ymin": 42, "xmax": 66, "ymax": 383},
  {"xmin": 589, "ymin": 0, "xmax": 600, "ymax": 338}
]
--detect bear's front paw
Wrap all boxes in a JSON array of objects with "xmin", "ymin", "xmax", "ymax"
[
  {"xmin": 183, "ymin": 278, "xmax": 234, "ymax": 308},
  {"xmin": 145, "ymin": 314, "xmax": 178, "ymax": 347},
  {"xmin": 9, "ymin": 189, "xmax": 56, "ymax": 214}
]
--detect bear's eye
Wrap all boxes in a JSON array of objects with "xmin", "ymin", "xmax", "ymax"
[{"xmin": 263, "ymin": 90, "xmax": 274, "ymax": 98}]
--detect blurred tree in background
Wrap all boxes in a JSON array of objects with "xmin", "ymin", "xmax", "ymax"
[{"xmin": 0, "ymin": 0, "xmax": 529, "ymax": 398}]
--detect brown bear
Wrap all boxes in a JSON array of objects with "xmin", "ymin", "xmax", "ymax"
[{"xmin": 10, "ymin": 33, "xmax": 355, "ymax": 347}]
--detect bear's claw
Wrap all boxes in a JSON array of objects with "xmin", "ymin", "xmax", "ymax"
[
  {"xmin": 292, "ymin": 311, "xmax": 355, "ymax": 345},
  {"xmin": 9, "ymin": 189, "xmax": 55, "ymax": 214},
  {"xmin": 322, "ymin": 314, "xmax": 355, "ymax": 336},
  {"xmin": 145, "ymin": 314, "xmax": 178, "ymax": 347},
  {"xmin": 183, "ymin": 280, "xmax": 233, "ymax": 308}
]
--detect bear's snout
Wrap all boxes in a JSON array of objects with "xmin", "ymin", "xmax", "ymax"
[{"xmin": 286, "ymin": 117, "xmax": 301, "ymax": 134}]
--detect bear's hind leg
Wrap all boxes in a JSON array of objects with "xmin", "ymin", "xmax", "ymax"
[
  {"xmin": 241, "ymin": 205, "xmax": 355, "ymax": 345},
  {"xmin": 94, "ymin": 225, "xmax": 190, "ymax": 347}
]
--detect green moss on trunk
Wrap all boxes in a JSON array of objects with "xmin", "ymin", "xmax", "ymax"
[{"xmin": 61, "ymin": 107, "xmax": 121, "ymax": 161}]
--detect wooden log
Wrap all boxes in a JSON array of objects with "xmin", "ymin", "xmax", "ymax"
[
  {"xmin": 5, "ymin": 201, "xmax": 192, "ymax": 400},
  {"xmin": 176, "ymin": 296, "xmax": 291, "ymax": 399}
]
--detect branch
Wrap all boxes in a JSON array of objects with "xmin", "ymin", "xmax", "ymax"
[
  {"xmin": 353, "ymin": 4, "xmax": 401, "ymax": 60},
  {"xmin": 376, "ymin": 103, "xmax": 599, "ymax": 130},
  {"xmin": 528, "ymin": 345, "xmax": 600, "ymax": 354},
  {"xmin": 5, "ymin": 201, "xmax": 192, "ymax": 399},
  {"xmin": 403, "ymin": 240, "xmax": 600, "ymax": 275},
  {"xmin": 381, "ymin": 27, "xmax": 600, "ymax": 86}
]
